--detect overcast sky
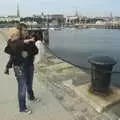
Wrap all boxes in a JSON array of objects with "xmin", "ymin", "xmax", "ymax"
[{"xmin": 0, "ymin": 0, "xmax": 120, "ymax": 17}]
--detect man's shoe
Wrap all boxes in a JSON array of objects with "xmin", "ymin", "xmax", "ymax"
[
  {"xmin": 20, "ymin": 108, "xmax": 32, "ymax": 115},
  {"xmin": 4, "ymin": 69, "xmax": 9, "ymax": 75},
  {"xmin": 30, "ymin": 98, "xmax": 41, "ymax": 103},
  {"xmin": 24, "ymin": 108, "xmax": 32, "ymax": 115}
]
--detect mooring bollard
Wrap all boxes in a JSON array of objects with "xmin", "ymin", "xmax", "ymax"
[{"xmin": 88, "ymin": 56, "xmax": 116, "ymax": 93}]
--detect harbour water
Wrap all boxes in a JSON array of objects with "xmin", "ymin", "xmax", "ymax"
[{"xmin": 49, "ymin": 28, "xmax": 120, "ymax": 86}]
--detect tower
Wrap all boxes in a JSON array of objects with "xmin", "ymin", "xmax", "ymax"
[
  {"xmin": 110, "ymin": 12, "xmax": 113, "ymax": 19},
  {"xmin": 75, "ymin": 9, "xmax": 78, "ymax": 16},
  {"xmin": 17, "ymin": 1, "xmax": 20, "ymax": 17}
]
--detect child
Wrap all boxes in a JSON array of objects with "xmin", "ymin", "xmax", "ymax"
[{"xmin": 4, "ymin": 28, "xmax": 20, "ymax": 75}]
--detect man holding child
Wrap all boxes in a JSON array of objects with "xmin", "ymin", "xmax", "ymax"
[{"xmin": 4, "ymin": 23, "xmax": 39, "ymax": 114}]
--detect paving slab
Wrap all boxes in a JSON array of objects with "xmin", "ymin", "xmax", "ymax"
[{"xmin": 63, "ymin": 80, "xmax": 120, "ymax": 113}]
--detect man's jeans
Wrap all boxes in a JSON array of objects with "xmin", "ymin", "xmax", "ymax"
[{"xmin": 14, "ymin": 64, "xmax": 35, "ymax": 112}]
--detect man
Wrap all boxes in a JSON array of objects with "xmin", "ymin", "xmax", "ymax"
[{"xmin": 4, "ymin": 23, "xmax": 39, "ymax": 114}]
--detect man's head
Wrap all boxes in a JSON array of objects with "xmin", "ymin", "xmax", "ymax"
[
  {"xmin": 16, "ymin": 23, "xmax": 28, "ymax": 38},
  {"xmin": 16, "ymin": 23, "xmax": 27, "ymax": 30}
]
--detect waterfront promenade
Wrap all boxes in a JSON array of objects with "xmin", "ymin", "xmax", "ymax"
[{"xmin": 0, "ymin": 28, "xmax": 120, "ymax": 120}]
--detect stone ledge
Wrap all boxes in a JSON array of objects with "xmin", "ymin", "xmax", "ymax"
[{"xmin": 63, "ymin": 80, "xmax": 120, "ymax": 113}]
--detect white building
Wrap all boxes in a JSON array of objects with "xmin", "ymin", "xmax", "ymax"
[
  {"xmin": 96, "ymin": 20, "xmax": 106, "ymax": 25},
  {"xmin": 0, "ymin": 16, "xmax": 20, "ymax": 22},
  {"xmin": 112, "ymin": 20, "xmax": 120, "ymax": 25},
  {"xmin": 65, "ymin": 16, "xmax": 78, "ymax": 24},
  {"xmin": 65, "ymin": 16, "xmax": 82, "ymax": 25}
]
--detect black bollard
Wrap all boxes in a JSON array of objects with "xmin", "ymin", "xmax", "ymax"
[{"xmin": 88, "ymin": 56, "xmax": 116, "ymax": 94}]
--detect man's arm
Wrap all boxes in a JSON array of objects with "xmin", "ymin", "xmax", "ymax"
[{"xmin": 24, "ymin": 38, "xmax": 35, "ymax": 44}]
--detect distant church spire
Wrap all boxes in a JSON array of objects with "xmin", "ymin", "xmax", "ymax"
[
  {"xmin": 75, "ymin": 9, "xmax": 78, "ymax": 16},
  {"xmin": 17, "ymin": 1, "xmax": 20, "ymax": 17},
  {"xmin": 110, "ymin": 12, "xmax": 113, "ymax": 19}
]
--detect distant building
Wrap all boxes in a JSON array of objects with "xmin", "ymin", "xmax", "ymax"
[
  {"xmin": 0, "ymin": 16, "xmax": 20, "ymax": 22},
  {"xmin": 0, "ymin": 17, "xmax": 5, "ymax": 22},
  {"xmin": 112, "ymin": 20, "xmax": 120, "ymax": 25},
  {"xmin": 47, "ymin": 14, "xmax": 64, "ymax": 20},
  {"xmin": 65, "ymin": 16, "xmax": 80, "ymax": 25},
  {"xmin": 96, "ymin": 20, "xmax": 105, "ymax": 25},
  {"xmin": 45, "ymin": 14, "xmax": 65, "ymax": 27}
]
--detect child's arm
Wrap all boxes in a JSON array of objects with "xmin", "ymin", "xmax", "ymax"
[
  {"xmin": 6, "ymin": 55, "xmax": 13, "ymax": 68},
  {"xmin": 4, "ymin": 55, "xmax": 14, "ymax": 75}
]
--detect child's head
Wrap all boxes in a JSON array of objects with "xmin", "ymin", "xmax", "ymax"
[{"xmin": 8, "ymin": 28, "xmax": 20, "ymax": 41}]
